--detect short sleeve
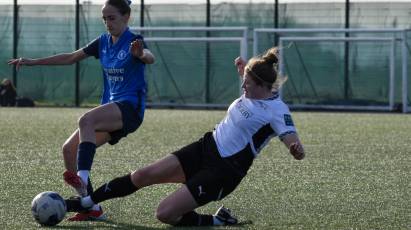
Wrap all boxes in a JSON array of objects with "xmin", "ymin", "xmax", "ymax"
[
  {"xmin": 82, "ymin": 38, "xmax": 100, "ymax": 59},
  {"xmin": 271, "ymin": 112, "xmax": 297, "ymax": 141}
]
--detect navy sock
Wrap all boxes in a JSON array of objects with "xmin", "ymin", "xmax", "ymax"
[
  {"xmin": 90, "ymin": 174, "xmax": 138, "ymax": 204},
  {"xmin": 175, "ymin": 211, "xmax": 213, "ymax": 226},
  {"xmin": 87, "ymin": 177, "xmax": 93, "ymax": 195},
  {"xmin": 77, "ymin": 142, "xmax": 96, "ymax": 171}
]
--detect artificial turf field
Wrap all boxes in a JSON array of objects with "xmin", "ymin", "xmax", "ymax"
[{"xmin": 0, "ymin": 107, "xmax": 410, "ymax": 229}]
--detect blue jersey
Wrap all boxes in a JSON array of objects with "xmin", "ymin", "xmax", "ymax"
[{"xmin": 83, "ymin": 27, "xmax": 147, "ymax": 110}]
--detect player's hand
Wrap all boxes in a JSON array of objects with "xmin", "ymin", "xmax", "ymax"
[
  {"xmin": 234, "ymin": 56, "xmax": 246, "ymax": 77},
  {"xmin": 130, "ymin": 39, "xmax": 144, "ymax": 59},
  {"xmin": 7, "ymin": 57, "xmax": 34, "ymax": 71},
  {"xmin": 289, "ymin": 142, "xmax": 305, "ymax": 160}
]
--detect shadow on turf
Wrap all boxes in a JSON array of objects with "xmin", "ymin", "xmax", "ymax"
[
  {"xmin": 163, "ymin": 220, "xmax": 254, "ymax": 229},
  {"xmin": 50, "ymin": 219, "xmax": 253, "ymax": 229},
  {"xmin": 50, "ymin": 220, "xmax": 162, "ymax": 229}
]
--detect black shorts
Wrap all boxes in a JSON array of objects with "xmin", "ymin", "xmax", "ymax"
[
  {"xmin": 108, "ymin": 100, "xmax": 144, "ymax": 145},
  {"xmin": 172, "ymin": 132, "xmax": 254, "ymax": 206}
]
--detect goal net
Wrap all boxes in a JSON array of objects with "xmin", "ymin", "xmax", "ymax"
[
  {"xmin": 254, "ymin": 28, "xmax": 409, "ymax": 112},
  {"xmin": 130, "ymin": 27, "xmax": 248, "ymax": 108}
]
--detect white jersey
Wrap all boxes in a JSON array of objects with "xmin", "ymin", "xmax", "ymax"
[{"xmin": 212, "ymin": 93, "xmax": 296, "ymax": 158}]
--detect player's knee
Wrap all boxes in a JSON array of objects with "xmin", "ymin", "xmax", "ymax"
[
  {"xmin": 155, "ymin": 206, "xmax": 178, "ymax": 225},
  {"xmin": 78, "ymin": 112, "xmax": 94, "ymax": 129},
  {"xmin": 131, "ymin": 168, "xmax": 152, "ymax": 187}
]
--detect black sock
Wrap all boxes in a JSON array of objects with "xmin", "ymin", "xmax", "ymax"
[
  {"xmin": 175, "ymin": 211, "xmax": 214, "ymax": 226},
  {"xmin": 87, "ymin": 177, "xmax": 93, "ymax": 195},
  {"xmin": 90, "ymin": 173, "xmax": 138, "ymax": 204},
  {"xmin": 77, "ymin": 142, "xmax": 96, "ymax": 171}
]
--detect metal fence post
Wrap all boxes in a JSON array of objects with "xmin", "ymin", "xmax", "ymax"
[
  {"xmin": 140, "ymin": 0, "xmax": 144, "ymax": 27},
  {"xmin": 274, "ymin": 0, "xmax": 278, "ymax": 46},
  {"xmin": 205, "ymin": 0, "xmax": 211, "ymax": 103},
  {"xmin": 75, "ymin": 0, "xmax": 80, "ymax": 107},
  {"xmin": 344, "ymin": 0, "xmax": 350, "ymax": 100},
  {"xmin": 13, "ymin": 0, "xmax": 18, "ymax": 88}
]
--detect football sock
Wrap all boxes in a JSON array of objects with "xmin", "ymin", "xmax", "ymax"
[
  {"xmin": 90, "ymin": 204, "xmax": 101, "ymax": 211},
  {"xmin": 86, "ymin": 177, "xmax": 93, "ymax": 195},
  {"xmin": 80, "ymin": 196, "xmax": 94, "ymax": 209},
  {"xmin": 77, "ymin": 170, "xmax": 89, "ymax": 186},
  {"xmin": 76, "ymin": 171, "xmax": 94, "ymax": 195},
  {"xmin": 90, "ymin": 173, "xmax": 138, "ymax": 204},
  {"xmin": 175, "ymin": 211, "xmax": 213, "ymax": 226},
  {"xmin": 77, "ymin": 142, "xmax": 96, "ymax": 172}
]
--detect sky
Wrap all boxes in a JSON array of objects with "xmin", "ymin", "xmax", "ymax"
[{"xmin": 3, "ymin": 0, "xmax": 411, "ymax": 4}]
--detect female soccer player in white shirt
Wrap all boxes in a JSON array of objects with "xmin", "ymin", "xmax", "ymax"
[{"xmin": 66, "ymin": 46, "xmax": 305, "ymax": 226}]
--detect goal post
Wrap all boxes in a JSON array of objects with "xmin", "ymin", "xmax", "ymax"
[
  {"xmin": 278, "ymin": 36, "xmax": 396, "ymax": 111},
  {"xmin": 254, "ymin": 28, "xmax": 410, "ymax": 113},
  {"xmin": 130, "ymin": 27, "xmax": 248, "ymax": 108}
]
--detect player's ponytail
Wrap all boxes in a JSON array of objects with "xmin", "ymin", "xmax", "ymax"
[
  {"xmin": 261, "ymin": 47, "xmax": 278, "ymax": 66},
  {"xmin": 263, "ymin": 47, "xmax": 287, "ymax": 92}
]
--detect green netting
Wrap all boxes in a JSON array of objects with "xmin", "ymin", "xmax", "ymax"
[
  {"xmin": 0, "ymin": 2, "xmax": 410, "ymax": 108},
  {"xmin": 14, "ymin": 5, "xmax": 76, "ymax": 105},
  {"xmin": 145, "ymin": 41, "xmax": 241, "ymax": 104},
  {"xmin": 256, "ymin": 32, "xmax": 406, "ymax": 107},
  {"xmin": 77, "ymin": 4, "xmax": 106, "ymax": 105},
  {"xmin": 0, "ymin": 4, "xmax": 13, "ymax": 82},
  {"xmin": 407, "ymin": 30, "xmax": 411, "ymax": 107},
  {"xmin": 144, "ymin": 4, "xmax": 206, "ymax": 27}
]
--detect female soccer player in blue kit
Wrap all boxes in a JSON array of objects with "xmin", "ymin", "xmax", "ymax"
[
  {"xmin": 65, "ymin": 46, "xmax": 305, "ymax": 226},
  {"xmin": 8, "ymin": 0, "xmax": 155, "ymax": 221}
]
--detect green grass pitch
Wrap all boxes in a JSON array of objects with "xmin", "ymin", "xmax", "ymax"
[{"xmin": 0, "ymin": 107, "xmax": 410, "ymax": 229}]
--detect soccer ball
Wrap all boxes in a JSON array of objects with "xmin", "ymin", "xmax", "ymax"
[{"xmin": 31, "ymin": 191, "xmax": 66, "ymax": 226}]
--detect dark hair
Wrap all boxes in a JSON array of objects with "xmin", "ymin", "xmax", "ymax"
[
  {"xmin": 245, "ymin": 47, "xmax": 279, "ymax": 89},
  {"xmin": 105, "ymin": 0, "xmax": 131, "ymax": 15},
  {"xmin": 1, "ymin": 78, "xmax": 16, "ymax": 91}
]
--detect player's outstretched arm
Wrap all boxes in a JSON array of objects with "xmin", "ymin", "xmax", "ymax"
[
  {"xmin": 7, "ymin": 49, "xmax": 88, "ymax": 71},
  {"xmin": 281, "ymin": 133, "xmax": 305, "ymax": 160}
]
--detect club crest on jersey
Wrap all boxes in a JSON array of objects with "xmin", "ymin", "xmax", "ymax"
[
  {"xmin": 236, "ymin": 100, "xmax": 253, "ymax": 119},
  {"xmin": 117, "ymin": 50, "xmax": 127, "ymax": 60},
  {"xmin": 284, "ymin": 114, "xmax": 294, "ymax": 126}
]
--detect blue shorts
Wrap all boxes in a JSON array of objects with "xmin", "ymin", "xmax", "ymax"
[{"xmin": 108, "ymin": 99, "xmax": 144, "ymax": 145}]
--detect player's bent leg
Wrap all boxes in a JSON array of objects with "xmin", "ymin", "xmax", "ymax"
[
  {"xmin": 64, "ymin": 155, "xmax": 184, "ymax": 222},
  {"xmin": 62, "ymin": 130, "xmax": 80, "ymax": 173},
  {"xmin": 62, "ymin": 130, "xmax": 88, "ymax": 197},
  {"xmin": 155, "ymin": 185, "xmax": 238, "ymax": 226},
  {"xmin": 62, "ymin": 131, "xmax": 111, "ymax": 197},
  {"xmin": 62, "ymin": 130, "xmax": 110, "ymax": 173},
  {"xmin": 77, "ymin": 103, "xmax": 123, "ymax": 144},
  {"xmin": 66, "ymin": 173, "xmax": 137, "ymax": 221},
  {"xmin": 63, "ymin": 131, "xmax": 111, "ymax": 221},
  {"xmin": 131, "ymin": 154, "xmax": 186, "ymax": 188},
  {"xmin": 156, "ymin": 185, "xmax": 199, "ymax": 225},
  {"xmin": 155, "ymin": 163, "xmax": 240, "ymax": 226}
]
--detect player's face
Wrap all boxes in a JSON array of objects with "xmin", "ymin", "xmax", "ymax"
[
  {"xmin": 241, "ymin": 73, "xmax": 265, "ymax": 99},
  {"xmin": 101, "ymin": 4, "xmax": 129, "ymax": 37}
]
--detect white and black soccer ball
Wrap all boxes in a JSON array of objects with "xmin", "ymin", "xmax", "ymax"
[{"xmin": 31, "ymin": 191, "xmax": 66, "ymax": 226}]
